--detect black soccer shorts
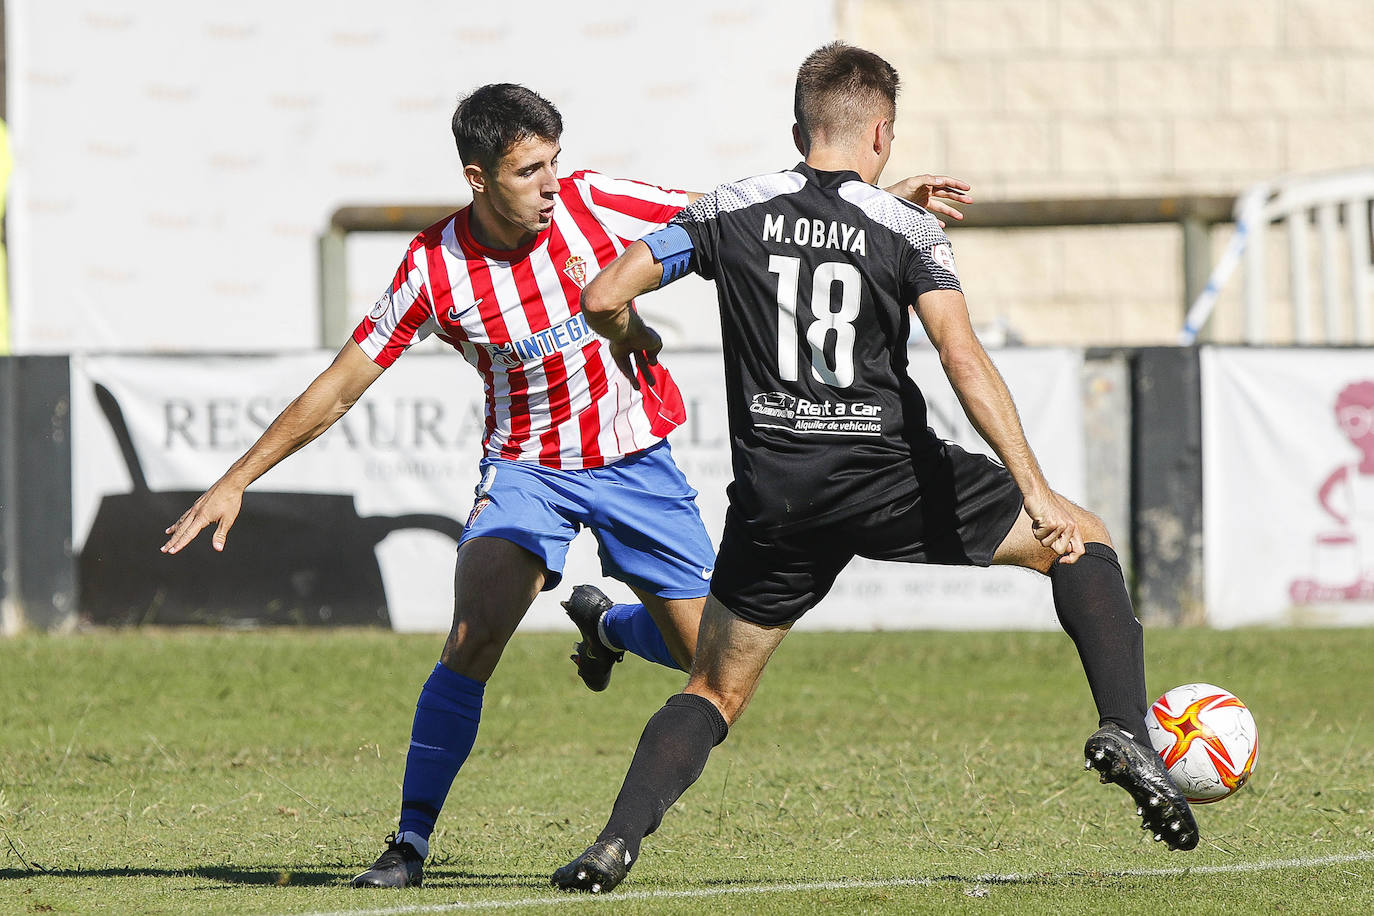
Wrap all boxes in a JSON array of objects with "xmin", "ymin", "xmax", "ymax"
[{"xmin": 710, "ymin": 441, "xmax": 1024, "ymax": 628}]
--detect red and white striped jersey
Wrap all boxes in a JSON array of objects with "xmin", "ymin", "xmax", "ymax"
[{"xmin": 353, "ymin": 170, "xmax": 689, "ymax": 470}]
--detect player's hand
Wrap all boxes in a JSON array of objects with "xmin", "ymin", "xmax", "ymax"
[
  {"xmin": 884, "ymin": 175, "xmax": 973, "ymax": 228},
  {"xmin": 1025, "ymin": 490, "xmax": 1084, "ymax": 564},
  {"xmin": 609, "ymin": 314, "xmax": 663, "ymax": 391},
  {"xmin": 161, "ymin": 483, "xmax": 244, "ymax": 554}
]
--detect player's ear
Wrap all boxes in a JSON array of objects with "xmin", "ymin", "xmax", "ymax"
[
  {"xmin": 464, "ymin": 162, "xmax": 486, "ymax": 195},
  {"xmin": 872, "ymin": 118, "xmax": 889, "ymax": 155},
  {"xmin": 792, "ymin": 123, "xmax": 807, "ymax": 156}
]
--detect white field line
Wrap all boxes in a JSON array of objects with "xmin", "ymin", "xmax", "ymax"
[{"xmin": 292, "ymin": 849, "xmax": 1374, "ymax": 916}]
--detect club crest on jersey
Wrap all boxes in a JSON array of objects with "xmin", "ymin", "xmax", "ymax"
[
  {"xmin": 563, "ymin": 255, "xmax": 589, "ymax": 289},
  {"xmin": 369, "ymin": 294, "xmax": 390, "ymax": 321}
]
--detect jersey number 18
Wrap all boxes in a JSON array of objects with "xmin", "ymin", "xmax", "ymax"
[{"xmin": 769, "ymin": 255, "xmax": 861, "ymax": 389}]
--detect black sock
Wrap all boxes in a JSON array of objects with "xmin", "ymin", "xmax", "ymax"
[
  {"xmin": 598, "ymin": 693, "xmax": 729, "ymax": 863},
  {"xmin": 1049, "ymin": 542, "xmax": 1151, "ymax": 746}
]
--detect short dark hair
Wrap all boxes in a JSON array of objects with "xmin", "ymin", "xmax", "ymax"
[
  {"xmin": 451, "ymin": 83, "xmax": 563, "ymax": 173},
  {"xmin": 793, "ymin": 42, "xmax": 900, "ymax": 152}
]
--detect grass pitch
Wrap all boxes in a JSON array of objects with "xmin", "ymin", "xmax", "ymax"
[{"xmin": 1, "ymin": 626, "xmax": 1371, "ymax": 914}]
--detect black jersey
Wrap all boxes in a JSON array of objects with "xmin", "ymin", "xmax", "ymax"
[{"xmin": 672, "ymin": 162, "xmax": 963, "ymax": 535}]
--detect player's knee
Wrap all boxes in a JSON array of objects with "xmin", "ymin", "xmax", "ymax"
[
  {"xmin": 439, "ymin": 618, "xmax": 510, "ymax": 681},
  {"xmin": 1074, "ymin": 508, "xmax": 1113, "ymax": 548},
  {"xmin": 683, "ymin": 683, "xmax": 748, "ymax": 726}
]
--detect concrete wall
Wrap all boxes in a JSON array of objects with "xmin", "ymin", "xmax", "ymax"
[{"xmin": 841, "ymin": 0, "xmax": 1374, "ymax": 345}]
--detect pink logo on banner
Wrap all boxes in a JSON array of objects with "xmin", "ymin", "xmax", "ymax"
[{"xmin": 1290, "ymin": 379, "xmax": 1374, "ymax": 603}]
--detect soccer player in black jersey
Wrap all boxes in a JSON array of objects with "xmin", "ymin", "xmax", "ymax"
[{"xmin": 551, "ymin": 42, "xmax": 1198, "ymax": 894}]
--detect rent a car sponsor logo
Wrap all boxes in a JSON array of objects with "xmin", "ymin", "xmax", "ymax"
[
  {"xmin": 749, "ymin": 391, "xmax": 798, "ymax": 419},
  {"xmin": 749, "ymin": 391, "xmax": 883, "ymax": 436}
]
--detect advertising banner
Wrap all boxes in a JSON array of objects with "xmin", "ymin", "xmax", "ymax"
[
  {"xmin": 72, "ymin": 347, "xmax": 1084, "ymax": 632},
  {"xmin": 1202, "ymin": 348, "xmax": 1374, "ymax": 626}
]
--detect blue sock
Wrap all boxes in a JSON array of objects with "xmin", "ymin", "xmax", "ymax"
[
  {"xmin": 600, "ymin": 602, "xmax": 683, "ymax": 671},
  {"xmin": 396, "ymin": 662, "xmax": 485, "ymax": 844}
]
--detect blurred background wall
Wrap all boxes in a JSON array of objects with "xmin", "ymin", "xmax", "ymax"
[
  {"xmin": 841, "ymin": 0, "xmax": 1374, "ymax": 345},
  {"xmin": 7, "ymin": 0, "xmax": 1374, "ymax": 355},
  {"xmin": 5, "ymin": 0, "xmax": 831, "ymax": 353}
]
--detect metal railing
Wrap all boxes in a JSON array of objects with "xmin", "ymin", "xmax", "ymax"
[
  {"xmin": 1238, "ymin": 169, "xmax": 1374, "ymax": 344},
  {"xmin": 318, "ymin": 195, "xmax": 1237, "ymax": 347}
]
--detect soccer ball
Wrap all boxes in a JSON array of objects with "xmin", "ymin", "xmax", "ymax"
[{"xmin": 1145, "ymin": 683, "xmax": 1258, "ymax": 804}]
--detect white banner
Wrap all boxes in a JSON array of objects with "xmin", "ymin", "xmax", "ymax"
[
  {"xmin": 1202, "ymin": 348, "xmax": 1374, "ymax": 626},
  {"xmin": 72, "ymin": 347, "xmax": 1084, "ymax": 632}
]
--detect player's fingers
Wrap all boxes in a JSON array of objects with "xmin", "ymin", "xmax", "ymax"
[
  {"xmin": 211, "ymin": 512, "xmax": 238, "ymax": 552},
  {"xmin": 1069, "ymin": 532, "xmax": 1085, "ymax": 560},
  {"xmin": 161, "ymin": 514, "xmax": 206, "ymax": 554},
  {"xmin": 931, "ymin": 175, "xmax": 972, "ymax": 192},
  {"xmin": 931, "ymin": 184, "xmax": 972, "ymax": 201},
  {"xmin": 635, "ymin": 350, "xmax": 657, "ymax": 387},
  {"xmin": 615, "ymin": 351, "xmax": 640, "ymax": 390},
  {"xmin": 925, "ymin": 199, "xmax": 964, "ymax": 222},
  {"xmin": 1056, "ymin": 532, "xmax": 1085, "ymax": 564},
  {"xmin": 164, "ymin": 509, "xmax": 191, "ymax": 536}
]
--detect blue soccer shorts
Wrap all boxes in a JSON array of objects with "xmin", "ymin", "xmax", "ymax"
[{"xmin": 457, "ymin": 440, "xmax": 715, "ymax": 598}]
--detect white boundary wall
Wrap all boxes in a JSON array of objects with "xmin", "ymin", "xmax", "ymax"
[{"xmin": 8, "ymin": 0, "xmax": 831, "ymax": 353}]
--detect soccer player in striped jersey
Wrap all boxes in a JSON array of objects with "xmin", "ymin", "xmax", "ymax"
[
  {"xmin": 161, "ymin": 82, "xmax": 973, "ymax": 889},
  {"xmin": 552, "ymin": 44, "xmax": 1197, "ymax": 894}
]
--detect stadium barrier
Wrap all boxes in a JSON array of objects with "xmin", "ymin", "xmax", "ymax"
[
  {"xmin": 6, "ymin": 345, "xmax": 1372, "ymax": 634},
  {"xmin": 59, "ymin": 348, "xmax": 1095, "ymax": 633},
  {"xmin": 0, "ymin": 347, "xmax": 1139, "ymax": 633}
]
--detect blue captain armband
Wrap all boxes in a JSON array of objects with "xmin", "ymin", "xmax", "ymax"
[{"xmin": 641, "ymin": 224, "xmax": 695, "ymax": 287}]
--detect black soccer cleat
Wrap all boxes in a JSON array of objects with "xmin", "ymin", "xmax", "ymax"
[
  {"xmin": 551, "ymin": 837, "xmax": 631, "ymax": 894},
  {"xmin": 1084, "ymin": 724, "xmax": 1200, "ymax": 851},
  {"xmin": 563, "ymin": 584, "xmax": 623, "ymax": 692},
  {"xmin": 351, "ymin": 833, "xmax": 424, "ymax": 888}
]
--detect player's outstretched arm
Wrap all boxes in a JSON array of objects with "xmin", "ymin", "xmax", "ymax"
[
  {"xmin": 884, "ymin": 174, "xmax": 973, "ymax": 227},
  {"xmin": 160, "ymin": 341, "xmax": 385, "ymax": 555},
  {"xmin": 581, "ymin": 240, "xmax": 668, "ymax": 389},
  {"xmin": 914, "ymin": 288, "xmax": 1084, "ymax": 562}
]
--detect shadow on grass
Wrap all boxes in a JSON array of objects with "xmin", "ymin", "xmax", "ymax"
[
  {"xmin": 0, "ymin": 865, "xmax": 557, "ymax": 890},
  {"xmin": 1, "ymin": 857, "xmax": 1106, "ymax": 895},
  {"xmin": 2, "ymin": 867, "xmax": 341, "ymax": 887}
]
